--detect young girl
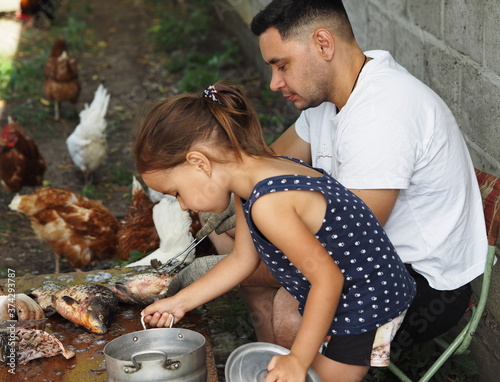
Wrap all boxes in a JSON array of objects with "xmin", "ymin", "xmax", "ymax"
[{"xmin": 136, "ymin": 82, "xmax": 416, "ymax": 382}]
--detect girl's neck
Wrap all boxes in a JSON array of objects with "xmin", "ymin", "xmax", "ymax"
[
  {"xmin": 220, "ymin": 154, "xmax": 265, "ymax": 200},
  {"xmin": 222, "ymin": 155, "xmax": 320, "ymax": 200}
]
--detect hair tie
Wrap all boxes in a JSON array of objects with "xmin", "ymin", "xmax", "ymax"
[{"xmin": 202, "ymin": 85, "xmax": 219, "ymax": 102}]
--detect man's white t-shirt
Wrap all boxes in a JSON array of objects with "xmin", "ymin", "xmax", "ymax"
[{"xmin": 295, "ymin": 50, "xmax": 487, "ymax": 290}]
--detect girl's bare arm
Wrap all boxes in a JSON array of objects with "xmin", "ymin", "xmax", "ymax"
[
  {"xmin": 142, "ymin": 198, "xmax": 261, "ymax": 326},
  {"xmin": 252, "ymin": 191, "xmax": 343, "ymax": 378}
]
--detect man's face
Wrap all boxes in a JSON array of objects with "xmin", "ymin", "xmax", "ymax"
[{"xmin": 259, "ymin": 27, "xmax": 330, "ymax": 110}]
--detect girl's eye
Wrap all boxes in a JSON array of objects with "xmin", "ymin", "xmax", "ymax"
[{"xmin": 278, "ymin": 65, "xmax": 285, "ymax": 71}]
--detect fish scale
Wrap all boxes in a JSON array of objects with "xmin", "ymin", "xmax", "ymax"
[{"xmin": 31, "ymin": 282, "xmax": 118, "ymax": 334}]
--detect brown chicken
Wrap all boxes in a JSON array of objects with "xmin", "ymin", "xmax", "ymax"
[
  {"xmin": 117, "ymin": 177, "xmax": 160, "ymax": 260},
  {"xmin": 0, "ymin": 116, "xmax": 46, "ymax": 193},
  {"xmin": 8, "ymin": 188, "xmax": 124, "ymax": 273},
  {"xmin": 188, "ymin": 209, "xmax": 216, "ymax": 255},
  {"xmin": 44, "ymin": 37, "xmax": 81, "ymax": 120}
]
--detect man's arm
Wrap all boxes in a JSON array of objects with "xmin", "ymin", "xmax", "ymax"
[
  {"xmin": 271, "ymin": 124, "xmax": 312, "ymax": 164},
  {"xmin": 349, "ymin": 188, "xmax": 400, "ymax": 226},
  {"xmin": 272, "ymin": 125, "xmax": 399, "ymax": 226}
]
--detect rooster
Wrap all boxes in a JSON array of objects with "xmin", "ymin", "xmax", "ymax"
[
  {"xmin": 9, "ymin": 188, "xmax": 124, "ymax": 273},
  {"xmin": 117, "ymin": 177, "xmax": 160, "ymax": 260},
  {"xmin": 18, "ymin": 0, "xmax": 60, "ymax": 27},
  {"xmin": 44, "ymin": 37, "xmax": 81, "ymax": 121},
  {"xmin": 0, "ymin": 116, "xmax": 46, "ymax": 193},
  {"xmin": 126, "ymin": 195, "xmax": 196, "ymax": 267},
  {"xmin": 66, "ymin": 84, "xmax": 110, "ymax": 183}
]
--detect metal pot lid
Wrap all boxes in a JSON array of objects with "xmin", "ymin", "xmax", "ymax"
[{"xmin": 225, "ymin": 342, "xmax": 321, "ymax": 382}]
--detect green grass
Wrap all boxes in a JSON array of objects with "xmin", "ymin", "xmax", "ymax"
[
  {"xmin": 0, "ymin": 58, "xmax": 13, "ymax": 97},
  {"xmin": 110, "ymin": 250, "xmax": 148, "ymax": 266},
  {"xmin": 369, "ymin": 338, "xmax": 479, "ymax": 382},
  {"xmin": 58, "ymin": 16, "xmax": 89, "ymax": 53},
  {"xmin": 81, "ymin": 184, "xmax": 107, "ymax": 199},
  {"xmin": 146, "ymin": 2, "xmax": 294, "ymax": 144},
  {"xmin": 148, "ymin": 8, "xmax": 209, "ymax": 52},
  {"xmin": 0, "ymin": 267, "xmax": 10, "ymax": 279},
  {"xmin": 110, "ymin": 165, "xmax": 134, "ymax": 187},
  {"xmin": 3, "ymin": 57, "xmax": 46, "ymax": 99},
  {"xmin": 0, "ymin": 12, "xmax": 91, "ymax": 101}
]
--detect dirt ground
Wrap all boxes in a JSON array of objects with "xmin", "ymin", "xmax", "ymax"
[
  {"xmin": 0, "ymin": 0, "xmax": 159, "ymax": 276},
  {"xmin": 0, "ymin": 0, "xmax": 293, "ymax": 278}
]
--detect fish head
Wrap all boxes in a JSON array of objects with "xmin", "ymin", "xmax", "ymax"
[
  {"xmin": 123, "ymin": 273, "xmax": 172, "ymax": 293},
  {"xmin": 84, "ymin": 297, "xmax": 114, "ymax": 334},
  {"xmin": 111, "ymin": 273, "xmax": 172, "ymax": 305},
  {"xmin": 59, "ymin": 294, "xmax": 113, "ymax": 334}
]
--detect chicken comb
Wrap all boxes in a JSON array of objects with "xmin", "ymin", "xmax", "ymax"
[
  {"xmin": 1, "ymin": 127, "xmax": 19, "ymax": 147},
  {"xmin": 0, "ymin": 124, "xmax": 11, "ymax": 141}
]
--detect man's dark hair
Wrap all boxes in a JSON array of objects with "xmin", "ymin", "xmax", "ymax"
[{"xmin": 251, "ymin": 0, "xmax": 354, "ymax": 41}]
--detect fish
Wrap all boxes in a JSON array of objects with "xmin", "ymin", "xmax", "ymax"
[
  {"xmin": 0, "ymin": 328, "xmax": 75, "ymax": 365},
  {"xmin": 29, "ymin": 281, "xmax": 64, "ymax": 310},
  {"xmin": 0, "ymin": 293, "xmax": 45, "ymax": 321},
  {"xmin": 109, "ymin": 271, "xmax": 173, "ymax": 306},
  {"xmin": 31, "ymin": 282, "xmax": 118, "ymax": 334}
]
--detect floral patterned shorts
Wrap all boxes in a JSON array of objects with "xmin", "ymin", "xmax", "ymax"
[{"xmin": 370, "ymin": 310, "xmax": 407, "ymax": 367}]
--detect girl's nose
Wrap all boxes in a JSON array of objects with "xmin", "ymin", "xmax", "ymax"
[{"xmin": 177, "ymin": 198, "xmax": 187, "ymax": 211}]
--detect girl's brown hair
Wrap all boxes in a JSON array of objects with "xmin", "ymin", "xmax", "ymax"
[{"xmin": 134, "ymin": 81, "xmax": 274, "ymax": 174}]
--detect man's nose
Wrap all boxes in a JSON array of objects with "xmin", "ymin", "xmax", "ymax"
[{"xmin": 270, "ymin": 71, "xmax": 284, "ymax": 92}]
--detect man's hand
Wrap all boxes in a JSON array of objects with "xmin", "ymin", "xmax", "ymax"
[{"xmin": 196, "ymin": 195, "xmax": 236, "ymax": 239}]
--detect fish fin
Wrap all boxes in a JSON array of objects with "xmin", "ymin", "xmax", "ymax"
[
  {"xmin": 62, "ymin": 296, "xmax": 78, "ymax": 306},
  {"xmin": 114, "ymin": 283, "xmax": 127, "ymax": 293}
]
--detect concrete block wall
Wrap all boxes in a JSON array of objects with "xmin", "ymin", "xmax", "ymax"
[
  {"xmin": 214, "ymin": 0, "xmax": 500, "ymax": 379},
  {"xmin": 345, "ymin": 0, "xmax": 500, "ymax": 178},
  {"xmin": 343, "ymin": 2, "xmax": 500, "ymax": 380}
]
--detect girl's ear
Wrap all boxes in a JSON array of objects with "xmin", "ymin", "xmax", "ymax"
[{"xmin": 186, "ymin": 151, "xmax": 212, "ymax": 177}]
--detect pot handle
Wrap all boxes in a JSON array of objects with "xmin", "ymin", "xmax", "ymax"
[
  {"xmin": 141, "ymin": 314, "xmax": 175, "ymax": 330},
  {"xmin": 129, "ymin": 349, "xmax": 168, "ymax": 372}
]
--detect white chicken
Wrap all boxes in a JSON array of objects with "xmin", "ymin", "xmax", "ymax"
[
  {"xmin": 66, "ymin": 84, "xmax": 110, "ymax": 183},
  {"xmin": 126, "ymin": 195, "xmax": 196, "ymax": 267},
  {"xmin": 148, "ymin": 187, "xmax": 166, "ymax": 203}
]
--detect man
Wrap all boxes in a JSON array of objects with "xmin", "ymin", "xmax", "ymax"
[{"xmin": 172, "ymin": 0, "xmax": 487, "ymax": 358}]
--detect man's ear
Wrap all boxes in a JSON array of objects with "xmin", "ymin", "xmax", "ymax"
[
  {"xmin": 186, "ymin": 151, "xmax": 212, "ymax": 177},
  {"xmin": 314, "ymin": 29, "xmax": 335, "ymax": 60}
]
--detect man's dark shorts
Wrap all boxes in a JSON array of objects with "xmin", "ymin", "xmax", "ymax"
[{"xmin": 393, "ymin": 264, "xmax": 472, "ymax": 348}]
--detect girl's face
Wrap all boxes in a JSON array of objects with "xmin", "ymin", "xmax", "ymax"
[{"xmin": 141, "ymin": 160, "xmax": 229, "ymax": 214}]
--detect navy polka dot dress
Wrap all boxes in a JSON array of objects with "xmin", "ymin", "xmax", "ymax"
[{"xmin": 242, "ymin": 157, "xmax": 416, "ymax": 336}]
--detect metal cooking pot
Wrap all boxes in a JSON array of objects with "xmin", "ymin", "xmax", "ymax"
[
  {"xmin": 104, "ymin": 317, "xmax": 206, "ymax": 382},
  {"xmin": 225, "ymin": 342, "xmax": 322, "ymax": 382}
]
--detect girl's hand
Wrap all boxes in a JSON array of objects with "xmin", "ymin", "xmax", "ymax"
[
  {"xmin": 265, "ymin": 354, "xmax": 308, "ymax": 382},
  {"xmin": 140, "ymin": 297, "xmax": 186, "ymax": 328}
]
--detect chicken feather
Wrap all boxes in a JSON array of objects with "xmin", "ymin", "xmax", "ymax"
[
  {"xmin": 0, "ymin": 116, "xmax": 46, "ymax": 193},
  {"xmin": 66, "ymin": 84, "xmax": 110, "ymax": 183},
  {"xmin": 117, "ymin": 176, "xmax": 160, "ymax": 260},
  {"xmin": 126, "ymin": 195, "xmax": 195, "ymax": 267},
  {"xmin": 43, "ymin": 37, "xmax": 80, "ymax": 120},
  {"xmin": 9, "ymin": 188, "xmax": 123, "ymax": 273}
]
